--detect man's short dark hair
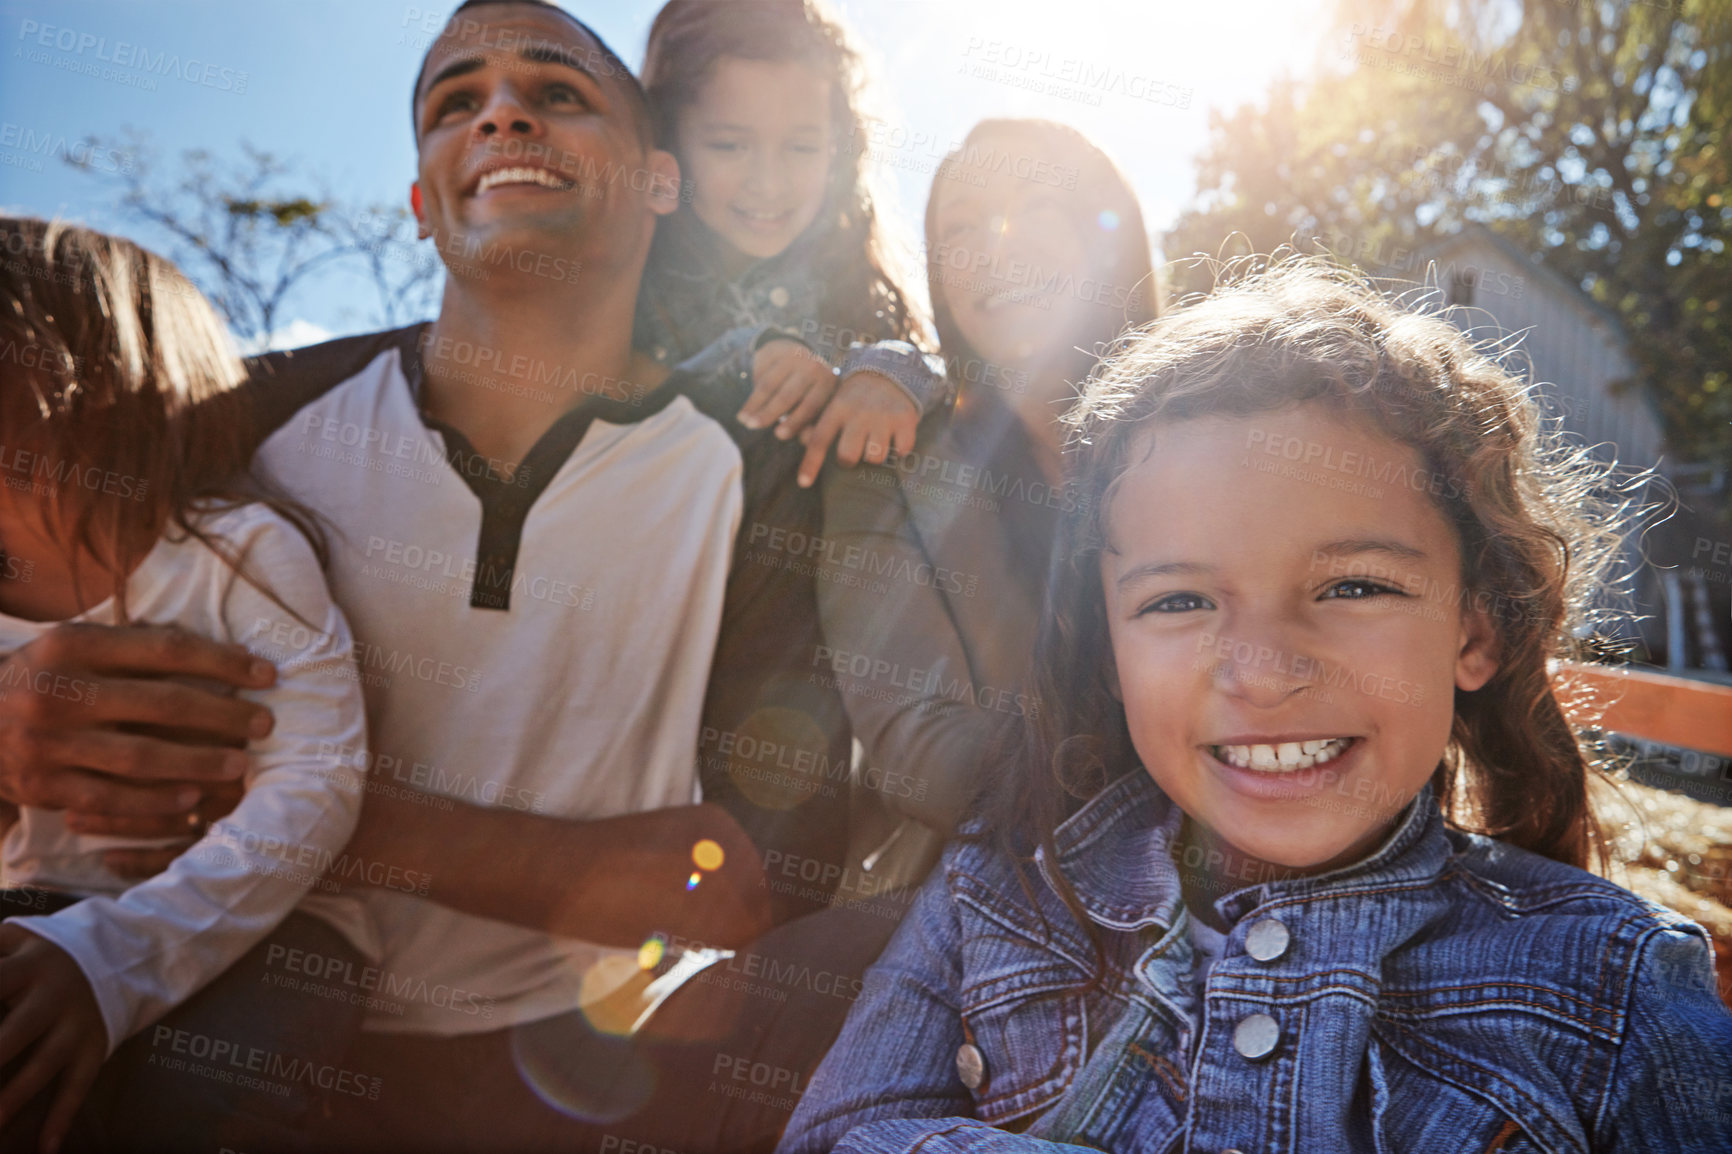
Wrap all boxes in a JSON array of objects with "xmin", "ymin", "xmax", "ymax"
[{"xmin": 411, "ymin": 0, "xmax": 653, "ymax": 150}]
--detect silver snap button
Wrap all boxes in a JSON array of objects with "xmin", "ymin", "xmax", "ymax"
[
  {"xmin": 1245, "ymin": 916, "xmax": 1291, "ymax": 962},
  {"xmin": 768, "ymin": 285, "xmax": 791, "ymax": 309},
  {"xmin": 955, "ymin": 1043, "xmax": 985, "ymax": 1089},
  {"xmin": 1233, "ymin": 1013, "xmax": 1280, "ymax": 1060},
  {"xmin": 1222, "ymin": 1149, "xmax": 1248, "ymax": 1154}
]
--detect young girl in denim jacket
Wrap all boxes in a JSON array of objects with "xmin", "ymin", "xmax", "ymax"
[
  {"xmin": 638, "ymin": 0, "xmax": 946, "ymax": 489},
  {"xmin": 780, "ymin": 261, "xmax": 1732, "ymax": 1153}
]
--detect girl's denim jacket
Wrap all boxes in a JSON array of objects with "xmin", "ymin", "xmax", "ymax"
[
  {"xmin": 779, "ymin": 771, "xmax": 1732, "ymax": 1153},
  {"xmin": 635, "ymin": 225, "xmax": 948, "ymax": 416}
]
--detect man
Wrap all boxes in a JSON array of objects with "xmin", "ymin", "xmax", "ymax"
[{"xmin": 0, "ymin": 2, "xmax": 886, "ymax": 1148}]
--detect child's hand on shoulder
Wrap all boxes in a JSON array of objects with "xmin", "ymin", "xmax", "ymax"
[
  {"xmin": 738, "ymin": 338, "xmax": 839, "ymax": 443},
  {"xmin": 795, "ymin": 370, "xmax": 918, "ymax": 489},
  {"xmin": 0, "ymin": 923, "xmax": 106, "ymax": 1152}
]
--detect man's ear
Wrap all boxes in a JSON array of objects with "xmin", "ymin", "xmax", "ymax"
[
  {"xmin": 410, "ymin": 183, "xmax": 429, "ymax": 239},
  {"xmin": 646, "ymin": 149, "xmax": 682, "ymax": 217},
  {"xmin": 1454, "ymin": 602, "xmax": 1501, "ymax": 693}
]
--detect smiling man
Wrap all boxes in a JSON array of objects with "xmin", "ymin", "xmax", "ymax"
[{"xmin": 0, "ymin": 1, "xmax": 866, "ymax": 1150}]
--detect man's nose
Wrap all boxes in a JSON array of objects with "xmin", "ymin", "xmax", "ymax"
[{"xmin": 475, "ymin": 87, "xmax": 539, "ymax": 139}]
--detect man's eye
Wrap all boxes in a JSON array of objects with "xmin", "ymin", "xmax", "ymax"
[
  {"xmin": 434, "ymin": 92, "xmax": 480, "ymax": 121},
  {"xmin": 544, "ymin": 83, "xmax": 585, "ymax": 106},
  {"xmin": 1323, "ymin": 579, "xmax": 1402, "ymax": 600},
  {"xmin": 1139, "ymin": 592, "xmax": 1214, "ymax": 615}
]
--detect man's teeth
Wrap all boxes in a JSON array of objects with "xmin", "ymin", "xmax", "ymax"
[
  {"xmin": 1212, "ymin": 738, "xmax": 1352, "ymax": 772},
  {"xmin": 476, "ymin": 167, "xmax": 575, "ymax": 193}
]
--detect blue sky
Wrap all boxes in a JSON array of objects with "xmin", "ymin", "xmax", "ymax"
[{"xmin": 0, "ymin": 0, "xmax": 1328, "ymax": 346}]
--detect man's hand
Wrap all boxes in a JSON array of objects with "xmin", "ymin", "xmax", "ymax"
[
  {"xmin": 88, "ymin": 778, "xmax": 247, "ymax": 880},
  {"xmin": 737, "ymin": 339, "xmax": 839, "ymax": 442},
  {"xmin": 0, "ymin": 924, "xmax": 107, "ymax": 1153},
  {"xmin": 795, "ymin": 369, "xmax": 919, "ymax": 488},
  {"xmin": 0, "ymin": 624, "xmax": 275, "ymax": 836}
]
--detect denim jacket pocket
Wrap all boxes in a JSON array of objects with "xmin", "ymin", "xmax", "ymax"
[
  {"xmin": 1366, "ymin": 1025, "xmax": 1588, "ymax": 1154},
  {"xmin": 950, "ymin": 870, "xmax": 1093, "ymax": 1126}
]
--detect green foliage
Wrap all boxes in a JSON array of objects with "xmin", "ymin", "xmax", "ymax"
[{"xmin": 1166, "ymin": 0, "xmax": 1732, "ymax": 493}]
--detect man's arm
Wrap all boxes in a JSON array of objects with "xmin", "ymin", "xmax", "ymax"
[{"xmin": 342, "ymin": 787, "xmax": 773, "ymax": 950}]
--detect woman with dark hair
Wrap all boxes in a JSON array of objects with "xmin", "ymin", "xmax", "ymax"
[{"xmin": 817, "ymin": 118, "xmax": 1156, "ymax": 887}]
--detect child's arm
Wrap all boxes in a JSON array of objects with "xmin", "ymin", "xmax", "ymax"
[
  {"xmin": 672, "ymin": 326, "xmax": 950, "ymax": 488},
  {"xmin": 1593, "ymin": 925, "xmax": 1732, "ymax": 1151},
  {"xmin": 795, "ymin": 342, "xmax": 951, "ymax": 489},
  {"xmin": 1, "ymin": 511, "xmax": 369, "ymax": 1057}
]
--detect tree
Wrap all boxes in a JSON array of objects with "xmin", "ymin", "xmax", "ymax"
[
  {"xmin": 66, "ymin": 133, "xmax": 440, "ymax": 347},
  {"xmin": 1165, "ymin": 0, "xmax": 1732, "ymax": 490}
]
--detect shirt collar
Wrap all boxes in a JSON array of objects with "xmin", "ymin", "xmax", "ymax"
[{"xmin": 1037, "ymin": 770, "xmax": 1451, "ymax": 934}]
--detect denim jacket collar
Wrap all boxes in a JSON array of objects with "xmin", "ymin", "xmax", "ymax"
[{"xmin": 1037, "ymin": 769, "xmax": 1449, "ymax": 935}]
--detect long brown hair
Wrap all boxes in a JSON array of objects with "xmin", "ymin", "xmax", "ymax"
[
  {"xmin": 980, "ymin": 257, "xmax": 1626, "ymax": 936},
  {"xmin": 0, "ymin": 217, "xmax": 324, "ymax": 619},
  {"xmin": 639, "ymin": 0, "xmax": 931, "ymax": 352},
  {"xmin": 924, "ymin": 119, "xmax": 1157, "ymax": 399}
]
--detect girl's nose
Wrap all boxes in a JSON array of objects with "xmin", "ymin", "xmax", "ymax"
[
  {"xmin": 1207, "ymin": 629, "xmax": 1316, "ymax": 708},
  {"xmin": 742, "ymin": 156, "xmax": 788, "ymax": 197}
]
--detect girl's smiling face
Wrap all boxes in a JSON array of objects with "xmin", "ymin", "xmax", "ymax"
[
  {"xmin": 1099, "ymin": 404, "xmax": 1500, "ymax": 873},
  {"xmin": 676, "ymin": 56, "xmax": 836, "ymax": 262}
]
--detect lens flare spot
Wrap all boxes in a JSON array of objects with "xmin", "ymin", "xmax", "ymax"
[
  {"xmin": 510, "ymin": 1005, "xmax": 654, "ymax": 1123},
  {"xmin": 638, "ymin": 937, "xmax": 665, "ymax": 970},
  {"xmin": 691, "ymin": 839, "xmax": 725, "ymax": 872},
  {"xmin": 686, "ymin": 871, "xmax": 701, "ymax": 891},
  {"xmin": 1098, "ymin": 209, "xmax": 1120, "ymax": 231}
]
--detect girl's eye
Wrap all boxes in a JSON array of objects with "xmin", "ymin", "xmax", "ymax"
[
  {"xmin": 1322, "ymin": 579, "xmax": 1403, "ymax": 600},
  {"xmin": 789, "ymin": 142, "xmax": 822, "ymax": 155},
  {"xmin": 1139, "ymin": 592, "xmax": 1215, "ymax": 615},
  {"xmin": 704, "ymin": 140, "xmax": 745, "ymax": 153}
]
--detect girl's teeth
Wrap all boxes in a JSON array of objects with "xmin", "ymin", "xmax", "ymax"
[{"xmin": 1212, "ymin": 738, "xmax": 1352, "ymax": 773}]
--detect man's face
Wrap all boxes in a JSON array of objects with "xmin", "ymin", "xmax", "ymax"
[{"xmin": 411, "ymin": 6, "xmax": 678, "ymax": 280}]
